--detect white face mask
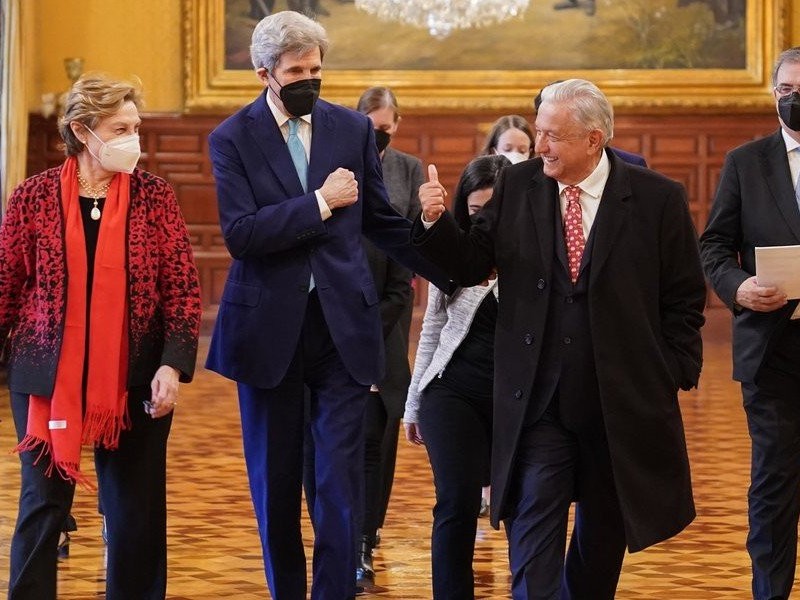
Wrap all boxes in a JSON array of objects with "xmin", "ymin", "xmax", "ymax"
[
  {"xmin": 498, "ymin": 151, "xmax": 528, "ymax": 165},
  {"xmin": 85, "ymin": 126, "xmax": 141, "ymax": 174}
]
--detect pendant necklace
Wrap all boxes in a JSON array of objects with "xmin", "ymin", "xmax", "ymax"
[{"xmin": 76, "ymin": 171, "xmax": 111, "ymax": 221}]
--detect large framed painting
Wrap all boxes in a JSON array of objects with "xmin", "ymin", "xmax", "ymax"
[{"xmin": 183, "ymin": 0, "xmax": 788, "ymax": 113}]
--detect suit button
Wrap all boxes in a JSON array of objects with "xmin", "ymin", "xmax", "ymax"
[
  {"xmin": 523, "ymin": 333, "xmax": 533, "ymax": 345},
  {"xmin": 563, "ymin": 336, "xmax": 572, "ymax": 345},
  {"xmin": 514, "ymin": 389, "xmax": 523, "ymax": 399},
  {"xmin": 565, "ymin": 296, "xmax": 574, "ymax": 304},
  {"xmin": 537, "ymin": 279, "xmax": 546, "ymax": 290},
  {"xmin": 299, "ymin": 284, "xmax": 309, "ymax": 293}
]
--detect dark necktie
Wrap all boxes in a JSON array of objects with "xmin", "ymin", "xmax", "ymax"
[{"xmin": 564, "ymin": 185, "xmax": 585, "ymax": 284}]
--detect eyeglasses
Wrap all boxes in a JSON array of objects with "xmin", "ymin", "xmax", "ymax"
[{"xmin": 774, "ymin": 84, "xmax": 800, "ymax": 96}]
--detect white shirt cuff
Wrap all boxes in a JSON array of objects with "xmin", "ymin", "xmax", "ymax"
[{"xmin": 315, "ymin": 190, "xmax": 332, "ymax": 221}]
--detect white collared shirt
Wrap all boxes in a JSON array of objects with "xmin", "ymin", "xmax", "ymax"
[
  {"xmin": 781, "ymin": 128, "xmax": 800, "ymax": 195},
  {"xmin": 556, "ymin": 149, "xmax": 611, "ymax": 239},
  {"xmin": 265, "ymin": 91, "xmax": 331, "ymax": 220}
]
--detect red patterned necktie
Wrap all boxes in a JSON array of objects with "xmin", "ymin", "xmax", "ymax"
[{"xmin": 563, "ymin": 185, "xmax": 585, "ymax": 284}]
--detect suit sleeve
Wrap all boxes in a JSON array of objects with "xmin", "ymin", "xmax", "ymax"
[
  {"xmin": 0, "ymin": 181, "xmax": 35, "ymax": 349},
  {"xmin": 699, "ymin": 152, "xmax": 750, "ymax": 309},
  {"xmin": 659, "ymin": 185, "xmax": 707, "ymax": 390},
  {"xmin": 411, "ymin": 169, "xmax": 503, "ymax": 287},
  {"xmin": 359, "ymin": 128, "xmax": 452, "ymax": 292},
  {"xmin": 378, "ymin": 257, "xmax": 413, "ymax": 338},
  {"xmin": 155, "ymin": 182, "xmax": 202, "ymax": 382},
  {"xmin": 209, "ymin": 129, "xmax": 326, "ymax": 259}
]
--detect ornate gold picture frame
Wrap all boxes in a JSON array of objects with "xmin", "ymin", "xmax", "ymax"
[{"xmin": 183, "ymin": 0, "xmax": 788, "ymax": 113}]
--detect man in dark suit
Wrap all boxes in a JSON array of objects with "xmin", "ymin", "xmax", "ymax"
[
  {"xmin": 700, "ymin": 46, "xmax": 800, "ymax": 600},
  {"xmin": 205, "ymin": 11, "xmax": 446, "ymax": 600},
  {"xmin": 414, "ymin": 78, "xmax": 706, "ymax": 598}
]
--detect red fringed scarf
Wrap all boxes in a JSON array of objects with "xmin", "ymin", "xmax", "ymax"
[{"xmin": 15, "ymin": 156, "xmax": 131, "ymax": 487}]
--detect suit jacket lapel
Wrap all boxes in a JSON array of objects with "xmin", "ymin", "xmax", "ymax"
[
  {"xmin": 762, "ymin": 130, "xmax": 800, "ymax": 243},
  {"xmin": 589, "ymin": 151, "xmax": 631, "ymax": 285},
  {"xmin": 245, "ymin": 91, "xmax": 305, "ymax": 197},
  {"xmin": 528, "ymin": 171, "xmax": 560, "ymax": 275},
  {"xmin": 308, "ymin": 100, "xmax": 336, "ymax": 193}
]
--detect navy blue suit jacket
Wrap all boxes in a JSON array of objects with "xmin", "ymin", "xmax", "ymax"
[
  {"xmin": 206, "ymin": 92, "xmax": 447, "ymax": 388},
  {"xmin": 611, "ymin": 147, "xmax": 647, "ymax": 167}
]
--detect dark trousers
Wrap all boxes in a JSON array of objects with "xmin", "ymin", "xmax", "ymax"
[
  {"xmin": 238, "ymin": 291, "xmax": 368, "ymax": 600},
  {"xmin": 305, "ymin": 391, "xmax": 399, "ymax": 545},
  {"xmin": 503, "ymin": 404, "xmax": 626, "ymax": 600},
  {"xmin": 376, "ymin": 410, "xmax": 401, "ymax": 530},
  {"xmin": 418, "ymin": 379, "xmax": 492, "ymax": 600},
  {"xmin": 9, "ymin": 385, "xmax": 172, "ymax": 600},
  {"xmin": 362, "ymin": 391, "xmax": 388, "ymax": 541},
  {"xmin": 742, "ymin": 322, "xmax": 800, "ymax": 600}
]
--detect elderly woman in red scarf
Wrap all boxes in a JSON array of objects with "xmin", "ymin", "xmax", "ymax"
[{"xmin": 0, "ymin": 74, "xmax": 201, "ymax": 600}]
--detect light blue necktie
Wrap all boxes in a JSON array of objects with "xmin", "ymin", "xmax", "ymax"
[
  {"xmin": 287, "ymin": 118, "xmax": 314, "ymax": 290},
  {"xmin": 287, "ymin": 118, "xmax": 308, "ymax": 193}
]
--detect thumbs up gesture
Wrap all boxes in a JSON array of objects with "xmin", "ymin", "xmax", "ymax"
[{"xmin": 419, "ymin": 164, "xmax": 447, "ymax": 223}]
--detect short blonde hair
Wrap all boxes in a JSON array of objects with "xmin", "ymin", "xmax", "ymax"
[{"xmin": 58, "ymin": 73, "xmax": 143, "ymax": 156}]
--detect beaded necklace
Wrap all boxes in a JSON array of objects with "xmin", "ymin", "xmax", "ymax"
[{"xmin": 76, "ymin": 170, "xmax": 111, "ymax": 220}]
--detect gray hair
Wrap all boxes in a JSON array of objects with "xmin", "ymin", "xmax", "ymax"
[
  {"xmin": 772, "ymin": 46, "xmax": 800, "ymax": 87},
  {"xmin": 250, "ymin": 11, "xmax": 329, "ymax": 72},
  {"xmin": 539, "ymin": 79, "xmax": 614, "ymax": 146}
]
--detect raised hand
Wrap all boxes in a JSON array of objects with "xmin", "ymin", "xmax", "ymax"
[
  {"xmin": 320, "ymin": 167, "xmax": 359, "ymax": 211},
  {"xmin": 419, "ymin": 164, "xmax": 447, "ymax": 223}
]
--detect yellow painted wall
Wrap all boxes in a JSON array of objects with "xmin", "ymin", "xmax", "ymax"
[
  {"xmin": 32, "ymin": 0, "xmax": 182, "ymax": 112},
  {"xmin": 26, "ymin": 0, "xmax": 800, "ymax": 115}
]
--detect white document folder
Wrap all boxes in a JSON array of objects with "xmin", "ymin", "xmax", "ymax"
[{"xmin": 755, "ymin": 245, "xmax": 800, "ymax": 299}]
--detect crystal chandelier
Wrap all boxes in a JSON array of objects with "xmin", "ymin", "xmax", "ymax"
[{"xmin": 354, "ymin": 0, "xmax": 531, "ymax": 39}]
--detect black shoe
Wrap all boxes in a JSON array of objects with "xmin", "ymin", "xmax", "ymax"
[{"xmin": 355, "ymin": 535, "xmax": 375, "ymax": 593}]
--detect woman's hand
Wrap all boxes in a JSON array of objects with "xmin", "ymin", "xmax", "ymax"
[
  {"xmin": 146, "ymin": 365, "xmax": 180, "ymax": 419},
  {"xmin": 404, "ymin": 422, "xmax": 424, "ymax": 445}
]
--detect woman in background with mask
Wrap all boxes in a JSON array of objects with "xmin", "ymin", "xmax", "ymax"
[
  {"xmin": 404, "ymin": 154, "xmax": 510, "ymax": 600},
  {"xmin": 353, "ymin": 85, "xmax": 424, "ymax": 592},
  {"xmin": 1, "ymin": 73, "xmax": 201, "ymax": 600},
  {"xmin": 480, "ymin": 114, "xmax": 534, "ymax": 164}
]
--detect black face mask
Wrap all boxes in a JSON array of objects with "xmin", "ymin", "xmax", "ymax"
[
  {"xmin": 272, "ymin": 77, "xmax": 321, "ymax": 117},
  {"xmin": 778, "ymin": 92, "xmax": 800, "ymax": 131},
  {"xmin": 374, "ymin": 129, "xmax": 391, "ymax": 153}
]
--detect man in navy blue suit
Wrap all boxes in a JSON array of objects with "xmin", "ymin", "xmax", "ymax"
[{"xmin": 205, "ymin": 11, "xmax": 447, "ymax": 599}]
